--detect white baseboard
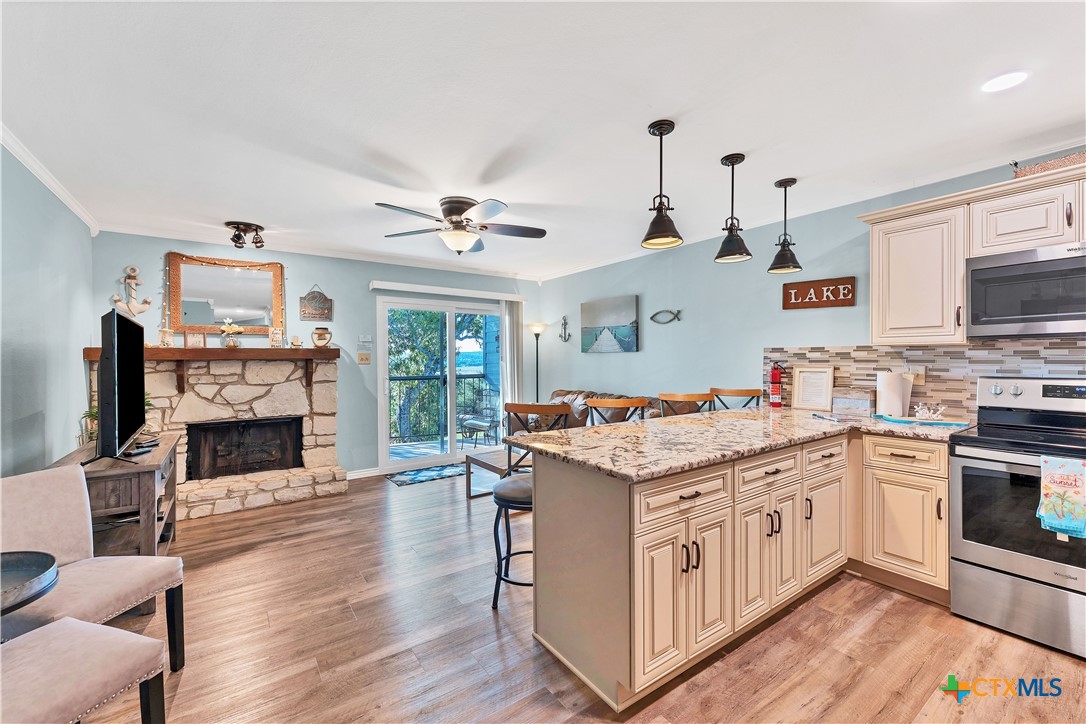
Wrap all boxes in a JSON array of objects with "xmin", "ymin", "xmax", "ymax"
[{"xmin": 346, "ymin": 467, "xmax": 382, "ymax": 480}]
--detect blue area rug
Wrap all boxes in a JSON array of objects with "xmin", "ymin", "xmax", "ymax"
[{"xmin": 387, "ymin": 464, "xmax": 466, "ymax": 486}]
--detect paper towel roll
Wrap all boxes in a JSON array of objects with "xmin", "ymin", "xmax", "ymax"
[{"xmin": 876, "ymin": 372, "xmax": 914, "ymax": 417}]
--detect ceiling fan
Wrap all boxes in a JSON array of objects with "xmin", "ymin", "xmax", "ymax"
[{"xmin": 375, "ymin": 196, "xmax": 546, "ymax": 254}]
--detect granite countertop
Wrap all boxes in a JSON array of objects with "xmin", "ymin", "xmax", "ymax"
[{"xmin": 504, "ymin": 407, "xmax": 970, "ymax": 483}]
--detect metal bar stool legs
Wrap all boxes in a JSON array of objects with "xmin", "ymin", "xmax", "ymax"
[{"xmin": 491, "ymin": 497, "xmax": 533, "ymax": 609}]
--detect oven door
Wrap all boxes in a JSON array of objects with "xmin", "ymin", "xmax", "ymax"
[
  {"xmin": 951, "ymin": 445, "xmax": 1086, "ymax": 594},
  {"xmin": 966, "ymin": 246, "xmax": 1086, "ymax": 338}
]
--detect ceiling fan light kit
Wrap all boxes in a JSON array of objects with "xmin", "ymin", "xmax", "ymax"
[
  {"xmin": 375, "ymin": 195, "xmax": 546, "ymax": 255},
  {"xmin": 225, "ymin": 221, "xmax": 265, "ymax": 249},
  {"xmin": 641, "ymin": 119, "xmax": 684, "ymax": 250},
  {"xmin": 767, "ymin": 177, "xmax": 803, "ymax": 274},
  {"xmin": 713, "ymin": 153, "xmax": 753, "ymax": 263}
]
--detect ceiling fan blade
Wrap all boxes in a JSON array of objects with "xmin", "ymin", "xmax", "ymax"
[
  {"xmin": 467, "ymin": 239, "xmax": 485, "ymax": 253},
  {"xmin": 461, "ymin": 198, "xmax": 507, "ymax": 223},
  {"xmin": 384, "ymin": 228, "xmax": 444, "ymax": 238},
  {"xmin": 476, "ymin": 223, "xmax": 547, "ymax": 239},
  {"xmin": 375, "ymin": 202, "xmax": 445, "ymax": 223}
]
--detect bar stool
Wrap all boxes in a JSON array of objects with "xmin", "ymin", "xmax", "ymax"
[
  {"xmin": 492, "ymin": 402, "xmax": 571, "ymax": 609},
  {"xmin": 585, "ymin": 397, "xmax": 649, "ymax": 425},
  {"xmin": 658, "ymin": 392, "xmax": 715, "ymax": 417},
  {"xmin": 711, "ymin": 387, "xmax": 763, "ymax": 409}
]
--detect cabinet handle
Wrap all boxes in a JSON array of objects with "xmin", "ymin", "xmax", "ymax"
[
  {"xmin": 764, "ymin": 467, "xmax": 783, "ymax": 476},
  {"xmin": 937, "ymin": 497, "xmax": 943, "ymax": 521},
  {"xmin": 678, "ymin": 490, "xmax": 702, "ymax": 501},
  {"xmin": 773, "ymin": 510, "xmax": 782, "ymax": 534},
  {"xmin": 805, "ymin": 497, "xmax": 813, "ymax": 520},
  {"xmin": 692, "ymin": 541, "xmax": 701, "ymax": 570},
  {"xmin": 889, "ymin": 452, "xmax": 918, "ymax": 460},
  {"xmin": 681, "ymin": 543, "xmax": 690, "ymax": 573},
  {"xmin": 820, "ymin": 452, "xmax": 836, "ymax": 459},
  {"xmin": 766, "ymin": 513, "xmax": 774, "ymax": 537},
  {"xmin": 955, "ymin": 305, "xmax": 962, "ymax": 328},
  {"xmin": 1067, "ymin": 202, "xmax": 1074, "ymax": 227}
]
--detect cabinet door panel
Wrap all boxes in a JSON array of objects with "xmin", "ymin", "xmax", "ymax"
[
  {"xmin": 734, "ymin": 494, "xmax": 771, "ymax": 631},
  {"xmin": 633, "ymin": 521, "xmax": 688, "ymax": 689},
  {"xmin": 688, "ymin": 506, "xmax": 733, "ymax": 655},
  {"xmin": 871, "ymin": 207, "xmax": 966, "ymax": 344},
  {"xmin": 864, "ymin": 468, "xmax": 948, "ymax": 588},
  {"xmin": 802, "ymin": 469, "xmax": 847, "ymax": 587},
  {"xmin": 770, "ymin": 483, "xmax": 803, "ymax": 606},
  {"xmin": 969, "ymin": 182, "xmax": 1078, "ymax": 255}
]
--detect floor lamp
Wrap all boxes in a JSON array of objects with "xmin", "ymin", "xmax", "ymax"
[{"xmin": 528, "ymin": 323, "xmax": 547, "ymax": 402}]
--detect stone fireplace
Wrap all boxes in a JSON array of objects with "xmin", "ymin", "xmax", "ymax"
[{"xmin": 87, "ymin": 352, "xmax": 347, "ymax": 520}]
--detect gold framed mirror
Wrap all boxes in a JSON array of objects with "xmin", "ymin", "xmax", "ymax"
[{"xmin": 166, "ymin": 252, "xmax": 285, "ymax": 336}]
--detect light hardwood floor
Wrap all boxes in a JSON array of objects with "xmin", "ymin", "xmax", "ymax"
[{"xmin": 91, "ymin": 473, "xmax": 1085, "ymax": 723}]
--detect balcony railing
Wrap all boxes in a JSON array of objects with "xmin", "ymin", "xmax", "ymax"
[{"xmin": 388, "ymin": 373, "xmax": 498, "ymax": 445}]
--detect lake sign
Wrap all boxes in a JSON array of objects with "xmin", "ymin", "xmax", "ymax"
[{"xmin": 782, "ymin": 276, "xmax": 856, "ymax": 310}]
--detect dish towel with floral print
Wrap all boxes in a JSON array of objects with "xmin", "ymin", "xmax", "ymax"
[{"xmin": 1037, "ymin": 456, "xmax": 1086, "ymax": 538}]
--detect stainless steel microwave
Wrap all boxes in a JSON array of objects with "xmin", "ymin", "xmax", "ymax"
[{"xmin": 966, "ymin": 245, "xmax": 1086, "ymax": 338}]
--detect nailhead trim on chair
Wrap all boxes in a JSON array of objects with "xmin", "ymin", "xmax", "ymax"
[
  {"xmin": 94, "ymin": 578, "xmax": 184, "ymax": 625},
  {"xmin": 66, "ymin": 664, "xmax": 164, "ymax": 724}
]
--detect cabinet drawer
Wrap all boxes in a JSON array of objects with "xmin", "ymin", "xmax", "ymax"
[
  {"xmin": 802, "ymin": 436, "xmax": 847, "ymax": 476},
  {"xmin": 87, "ymin": 476, "xmax": 140, "ymax": 514},
  {"xmin": 634, "ymin": 468, "xmax": 731, "ymax": 532},
  {"xmin": 735, "ymin": 447, "xmax": 801, "ymax": 500},
  {"xmin": 863, "ymin": 435, "xmax": 948, "ymax": 478}
]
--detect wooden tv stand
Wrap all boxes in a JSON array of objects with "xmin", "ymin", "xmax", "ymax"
[{"xmin": 51, "ymin": 432, "xmax": 180, "ymax": 613}]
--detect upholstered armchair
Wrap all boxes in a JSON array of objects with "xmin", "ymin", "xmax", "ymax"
[{"xmin": 0, "ymin": 465, "xmax": 185, "ymax": 671}]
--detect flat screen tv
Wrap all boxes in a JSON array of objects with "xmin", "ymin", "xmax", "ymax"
[{"xmin": 98, "ymin": 310, "xmax": 146, "ymax": 458}]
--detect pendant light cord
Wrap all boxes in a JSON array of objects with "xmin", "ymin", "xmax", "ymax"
[
  {"xmin": 779, "ymin": 184, "xmax": 792, "ymax": 246},
  {"xmin": 659, "ymin": 133, "xmax": 664, "ymax": 200}
]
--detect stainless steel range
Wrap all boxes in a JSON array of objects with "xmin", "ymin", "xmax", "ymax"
[{"xmin": 949, "ymin": 376, "xmax": 1086, "ymax": 657}]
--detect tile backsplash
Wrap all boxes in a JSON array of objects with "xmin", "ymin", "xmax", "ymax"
[{"xmin": 764, "ymin": 339, "xmax": 1085, "ymax": 418}]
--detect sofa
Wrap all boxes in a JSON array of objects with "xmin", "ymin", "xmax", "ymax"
[{"xmin": 513, "ymin": 388, "xmax": 703, "ymax": 432}]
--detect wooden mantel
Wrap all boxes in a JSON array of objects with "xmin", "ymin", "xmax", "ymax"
[{"xmin": 83, "ymin": 347, "xmax": 340, "ymax": 392}]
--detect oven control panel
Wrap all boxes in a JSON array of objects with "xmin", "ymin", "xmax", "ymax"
[
  {"xmin": 1043, "ymin": 384, "xmax": 1086, "ymax": 400},
  {"xmin": 978, "ymin": 377, "xmax": 1086, "ymax": 413}
]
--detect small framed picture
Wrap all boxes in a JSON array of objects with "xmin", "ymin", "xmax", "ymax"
[
  {"xmin": 185, "ymin": 332, "xmax": 206, "ymax": 349},
  {"xmin": 269, "ymin": 327, "xmax": 285, "ymax": 348},
  {"xmin": 792, "ymin": 365, "xmax": 834, "ymax": 411}
]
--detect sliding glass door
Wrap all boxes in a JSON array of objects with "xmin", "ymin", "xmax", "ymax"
[{"xmin": 378, "ymin": 298, "xmax": 503, "ymax": 472}]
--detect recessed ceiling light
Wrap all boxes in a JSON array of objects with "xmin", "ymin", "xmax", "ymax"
[{"xmin": 981, "ymin": 72, "xmax": 1028, "ymax": 93}]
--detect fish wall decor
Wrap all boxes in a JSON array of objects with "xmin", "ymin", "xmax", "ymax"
[{"xmin": 650, "ymin": 309, "xmax": 681, "ymax": 324}]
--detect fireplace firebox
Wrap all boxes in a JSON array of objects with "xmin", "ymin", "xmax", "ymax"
[{"xmin": 187, "ymin": 417, "xmax": 303, "ymax": 480}]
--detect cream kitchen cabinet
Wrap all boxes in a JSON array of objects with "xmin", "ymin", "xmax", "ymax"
[
  {"xmin": 969, "ymin": 181, "xmax": 1079, "ymax": 256},
  {"xmin": 687, "ymin": 507, "xmax": 733, "ymax": 656},
  {"xmin": 801, "ymin": 468, "xmax": 847, "ymax": 586},
  {"xmin": 1080, "ymin": 180, "xmax": 1085, "ymax": 242},
  {"xmin": 863, "ymin": 466, "xmax": 948, "ymax": 589},
  {"xmin": 734, "ymin": 481, "xmax": 804, "ymax": 632},
  {"xmin": 870, "ymin": 206, "xmax": 966, "ymax": 345}
]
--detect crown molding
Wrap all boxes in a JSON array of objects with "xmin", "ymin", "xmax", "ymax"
[
  {"xmin": 97, "ymin": 223, "xmax": 544, "ymax": 283},
  {"xmin": 1, "ymin": 124, "xmax": 99, "ymax": 236}
]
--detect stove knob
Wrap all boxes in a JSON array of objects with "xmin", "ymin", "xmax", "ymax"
[
  {"xmin": 1010, "ymin": 384, "xmax": 1023, "ymax": 397},
  {"xmin": 989, "ymin": 384, "xmax": 1004, "ymax": 396}
]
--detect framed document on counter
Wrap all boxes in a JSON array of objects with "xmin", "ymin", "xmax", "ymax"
[{"xmin": 792, "ymin": 365, "xmax": 834, "ymax": 411}]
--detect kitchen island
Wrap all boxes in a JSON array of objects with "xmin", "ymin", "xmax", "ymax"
[{"xmin": 506, "ymin": 406, "xmax": 962, "ymax": 712}]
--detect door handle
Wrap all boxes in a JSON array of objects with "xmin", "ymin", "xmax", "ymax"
[
  {"xmin": 805, "ymin": 497, "xmax": 813, "ymax": 520},
  {"xmin": 764, "ymin": 468, "xmax": 783, "ymax": 476},
  {"xmin": 955, "ymin": 305, "xmax": 962, "ymax": 328},
  {"xmin": 1067, "ymin": 202, "xmax": 1074, "ymax": 227},
  {"xmin": 937, "ymin": 497, "xmax": 943, "ymax": 521},
  {"xmin": 678, "ymin": 490, "xmax": 702, "ymax": 501},
  {"xmin": 692, "ymin": 541, "xmax": 701, "ymax": 570},
  {"xmin": 681, "ymin": 543, "xmax": 690, "ymax": 573},
  {"xmin": 766, "ymin": 513, "xmax": 774, "ymax": 537},
  {"xmin": 773, "ymin": 510, "xmax": 782, "ymax": 534}
]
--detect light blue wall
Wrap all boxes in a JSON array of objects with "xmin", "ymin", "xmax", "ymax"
[
  {"xmin": 90, "ymin": 232, "xmax": 540, "ymax": 472},
  {"xmin": 534, "ymin": 148, "xmax": 1085, "ymax": 398},
  {"xmin": 1, "ymin": 147, "xmax": 94, "ymax": 476}
]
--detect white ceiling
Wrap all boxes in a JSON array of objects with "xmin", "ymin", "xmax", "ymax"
[{"xmin": 4, "ymin": 2, "xmax": 1084, "ymax": 281}]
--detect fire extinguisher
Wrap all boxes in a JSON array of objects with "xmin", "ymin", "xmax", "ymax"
[{"xmin": 770, "ymin": 362, "xmax": 784, "ymax": 408}]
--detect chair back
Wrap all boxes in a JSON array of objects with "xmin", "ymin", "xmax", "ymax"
[
  {"xmin": 1, "ymin": 465, "xmax": 94, "ymax": 565},
  {"xmin": 585, "ymin": 397, "xmax": 649, "ymax": 425},
  {"xmin": 504, "ymin": 403, "xmax": 572, "ymax": 474},
  {"xmin": 658, "ymin": 392, "xmax": 715, "ymax": 417},
  {"xmin": 711, "ymin": 387, "xmax": 763, "ymax": 409}
]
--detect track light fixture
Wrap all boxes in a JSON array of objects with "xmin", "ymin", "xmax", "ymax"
[
  {"xmin": 714, "ymin": 153, "xmax": 752, "ymax": 263},
  {"xmin": 767, "ymin": 179, "xmax": 802, "ymax": 274},
  {"xmin": 641, "ymin": 119, "xmax": 684, "ymax": 250},
  {"xmin": 224, "ymin": 222, "xmax": 265, "ymax": 250}
]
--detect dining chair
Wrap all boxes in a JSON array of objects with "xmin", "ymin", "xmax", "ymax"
[
  {"xmin": 711, "ymin": 387, "xmax": 763, "ymax": 409},
  {"xmin": 585, "ymin": 397, "xmax": 650, "ymax": 425},
  {"xmin": 658, "ymin": 392, "xmax": 715, "ymax": 417},
  {"xmin": 0, "ymin": 465, "xmax": 185, "ymax": 672}
]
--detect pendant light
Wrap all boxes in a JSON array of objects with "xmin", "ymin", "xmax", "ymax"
[
  {"xmin": 641, "ymin": 120, "xmax": 684, "ymax": 250},
  {"xmin": 768, "ymin": 178, "xmax": 803, "ymax": 274},
  {"xmin": 714, "ymin": 154, "xmax": 752, "ymax": 263}
]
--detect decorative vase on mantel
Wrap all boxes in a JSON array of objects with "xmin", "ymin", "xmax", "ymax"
[
  {"xmin": 220, "ymin": 318, "xmax": 243, "ymax": 348},
  {"xmin": 224, "ymin": 335, "xmax": 240, "ymax": 348},
  {"xmin": 312, "ymin": 327, "xmax": 333, "ymax": 348}
]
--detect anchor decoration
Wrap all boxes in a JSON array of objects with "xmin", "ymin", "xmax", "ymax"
[
  {"xmin": 650, "ymin": 309, "xmax": 681, "ymax": 324},
  {"xmin": 111, "ymin": 265, "xmax": 152, "ymax": 317},
  {"xmin": 558, "ymin": 316, "xmax": 572, "ymax": 342}
]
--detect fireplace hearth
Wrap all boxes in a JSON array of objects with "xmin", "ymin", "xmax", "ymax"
[{"xmin": 187, "ymin": 417, "xmax": 303, "ymax": 480}]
